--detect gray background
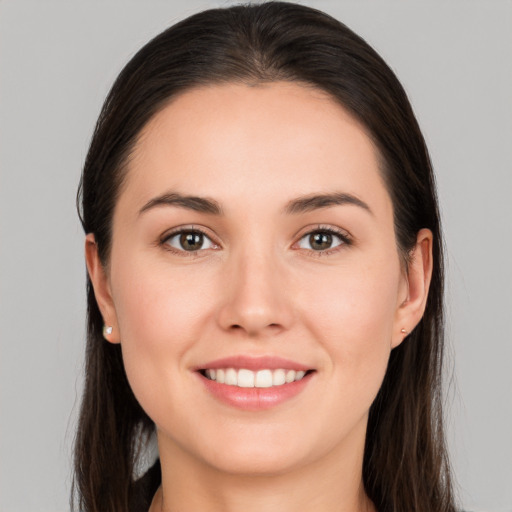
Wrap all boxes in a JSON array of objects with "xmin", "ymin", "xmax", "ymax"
[{"xmin": 1, "ymin": 1, "xmax": 511, "ymax": 511}]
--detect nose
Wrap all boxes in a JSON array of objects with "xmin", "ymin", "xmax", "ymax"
[{"xmin": 216, "ymin": 247, "xmax": 294, "ymax": 337}]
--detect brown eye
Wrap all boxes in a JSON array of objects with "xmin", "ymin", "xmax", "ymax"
[
  {"xmin": 164, "ymin": 230, "xmax": 215, "ymax": 252},
  {"xmin": 297, "ymin": 229, "xmax": 347, "ymax": 252},
  {"xmin": 309, "ymin": 232, "xmax": 333, "ymax": 250},
  {"xmin": 180, "ymin": 232, "xmax": 204, "ymax": 251}
]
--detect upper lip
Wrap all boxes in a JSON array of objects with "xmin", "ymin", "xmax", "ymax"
[{"xmin": 195, "ymin": 355, "xmax": 313, "ymax": 372}]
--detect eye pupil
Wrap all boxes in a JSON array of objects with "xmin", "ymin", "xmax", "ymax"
[
  {"xmin": 310, "ymin": 232, "xmax": 332, "ymax": 250},
  {"xmin": 180, "ymin": 232, "xmax": 203, "ymax": 251}
]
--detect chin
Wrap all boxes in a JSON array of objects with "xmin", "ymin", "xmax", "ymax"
[
  {"xmin": 186, "ymin": 422, "xmax": 332, "ymax": 477},
  {"xmin": 204, "ymin": 444, "xmax": 309, "ymax": 477}
]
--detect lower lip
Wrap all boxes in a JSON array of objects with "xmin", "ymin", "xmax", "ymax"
[{"xmin": 199, "ymin": 372, "xmax": 314, "ymax": 411}]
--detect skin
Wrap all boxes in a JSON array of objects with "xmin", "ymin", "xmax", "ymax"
[{"xmin": 86, "ymin": 82, "xmax": 433, "ymax": 512}]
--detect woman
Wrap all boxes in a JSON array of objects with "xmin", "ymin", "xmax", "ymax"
[{"xmin": 74, "ymin": 2, "xmax": 456, "ymax": 511}]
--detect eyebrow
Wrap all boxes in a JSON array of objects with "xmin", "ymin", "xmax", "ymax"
[
  {"xmin": 139, "ymin": 192, "xmax": 223, "ymax": 216},
  {"xmin": 139, "ymin": 191, "xmax": 371, "ymax": 217},
  {"xmin": 284, "ymin": 192, "xmax": 372, "ymax": 215}
]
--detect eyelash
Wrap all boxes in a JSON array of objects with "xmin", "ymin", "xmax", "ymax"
[
  {"xmin": 159, "ymin": 225, "xmax": 352, "ymax": 256},
  {"xmin": 294, "ymin": 225, "xmax": 352, "ymax": 256},
  {"xmin": 160, "ymin": 226, "xmax": 218, "ymax": 256}
]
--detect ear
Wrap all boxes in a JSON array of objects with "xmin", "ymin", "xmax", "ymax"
[
  {"xmin": 85, "ymin": 233, "xmax": 120, "ymax": 344},
  {"xmin": 392, "ymin": 228, "xmax": 433, "ymax": 348}
]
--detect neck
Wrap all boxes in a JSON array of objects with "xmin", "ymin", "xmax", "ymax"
[{"xmin": 150, "ymin": 427, "xmax": 375, "ymax": 512}]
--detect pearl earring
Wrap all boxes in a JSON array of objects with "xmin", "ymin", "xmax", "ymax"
[
  {"xmin": 103, "ymin": 325, "xmax": 113, "ymax": 337},
  {"xmin": 400, "ymin": 328, "xmax": 408, "ymax": 334}
]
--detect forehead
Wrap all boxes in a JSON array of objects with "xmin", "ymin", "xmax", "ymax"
[{"xmin": 121, "ymin": 81, "xmax": 390, "ymax": 216}]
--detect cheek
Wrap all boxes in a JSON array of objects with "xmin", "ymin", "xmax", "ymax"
[
  {"xmin": 298, "ymin": 257, "xmax": 400, "ymax": 398},
  {"xmin": 112, "ymin": 253, "xmax": 215, "ymax": 347},
  {"xmin": 301, "ymin": 256, "xmax": 399, "ymax": 336},
  {"xmin": 109, "ymin": 255, "xmax": 217, "ymax": 416}
]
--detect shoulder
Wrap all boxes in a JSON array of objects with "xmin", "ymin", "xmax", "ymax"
[{"xmin": 129, "ymin": 459, "xmax": 161, "ymax": 512}]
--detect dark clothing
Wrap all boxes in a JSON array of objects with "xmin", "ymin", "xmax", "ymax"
[{"xmin": 129, "ymin": 459, "xmax": 161, "ymax": 512}]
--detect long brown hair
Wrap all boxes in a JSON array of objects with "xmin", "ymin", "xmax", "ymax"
[{"xmin": 74, "ymin": 3, "xmax": 456, "ymax": 511}]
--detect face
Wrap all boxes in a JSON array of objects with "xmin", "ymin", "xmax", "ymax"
[{"xmin": 88, "ymin": 82, "xmax": 431, "ymax": 477}]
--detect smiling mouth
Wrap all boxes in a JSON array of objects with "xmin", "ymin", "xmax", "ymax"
[{"xmin": 199, "ymin": 368, "xmax": 314, "ymax": 388}]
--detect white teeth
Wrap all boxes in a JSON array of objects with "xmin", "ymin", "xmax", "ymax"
[
  {"xmin": 225, "ymin": 368, "xmax": 237, "ymax": 385},
  {"xmin": 255, "ymin": 369, "xmax": 273, "ymax": 388},
  {"xmin": 272, "ymin": 369, "xmax": 286, "ymax": 386},
  {"xmin": 285, "ymin": 370, "xmax": 296, "ymax": 383},
  {"xmin": 204, "ymin": 367, "xmax": 309, "ymax": 388},
  {"xmin": 238, "ymin": 369, "xmax": 255, "ymax": 388}
]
